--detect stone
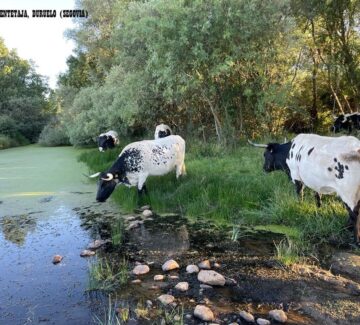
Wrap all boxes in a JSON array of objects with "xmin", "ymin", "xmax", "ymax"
[
  {"xmin": 157, "ymin": 294, "xmax": 175, "ymax": 305},
  {"xmin": 186, "ymin": 264, "xmax": 200, "ymax": 273},
  {"xmin": 87, "ymin": 239, "xmax": 109, "ymax": 250},
  {"xmin": 52, "ymin": 255, "xmax": 63, "ymax": 264},
  {"xmin": 198, "ymin": 259, "xmax": 211, "ymax": 270},
  {"xmin": 146, "ymin": 300, "xmax": 153, "ymax": 308},
  {"xmin": 175, "ymin": 282, "xmax": 189, "ymax": 292},
  {"xmin": 239, "ymin": 311, "xmax": 255, "ymax": 323},
  {"xmin": 80, "ymin": 249, "xmax": 95, "ymax": 257},
  {"xmin": 331, "ymin": 252, "xmax": 360, "ymax": 282},
  {"xmin": 169, "ymin": 275, "xmax": 179, "ymax": 279},
  {"xmin": 154, "ymin": 274, "xmax": 165, "ymax": 281},
  {"xmin": 162, "ymin": 259, "xmax": 179, "ymax": 271},
  {"xmin": 269, "ymin": 309, "xmax": 287, "ymax": 323},
  {"xmin": 142, "ymin": 209, "xmax": 153, "ymax": 218},
  {"xmin": 200, "ymin": 284, "xmax": 213, "ymax": 289},
  {"xmin": 132, "ymin": 264, "xmax": 150, "ymax": 275},
  {"xmin": 197, "ymin": 270, "xmax": 226, "ymax": 286},
  {"xmin": 131, "ymin": 279, "xmax": 142, "ymax": 284},
  {"xmin": 126, "ymin": 220, "xmax": 143, "ymax": 230},
  {"xmin": 213, "ymin": 262, "xmax": 221, "ymax": 268},
  {"xmin": 193, "ymin": 305, "xmax": 215, "ymax": 322},
  {"xmin": 256, "ymin": 318, "xmax": 270, "ymax": 325},
  {"xmin": 139, "ymin": 205, "xmax": 151, "ymax": 211}
]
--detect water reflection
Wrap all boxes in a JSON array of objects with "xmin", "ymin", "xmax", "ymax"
[
  {"xmin": 129, "ymin": 220, "xmax": 190, "ymax": 256},
  {"xmin": 0, "ymin": 214, "xmax": 36, "ymax": 245}
]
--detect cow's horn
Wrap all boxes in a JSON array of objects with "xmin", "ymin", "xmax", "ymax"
[
  {"xmin": 247, "ymin": 139, "xmax": 268, "ymax": 148},
  {"xmin": 88, "ymin": 172, "xmax": 101, "ymax": 178},
  {"xmin": 101, "ymin": 173, "xmax": 114, "ymax": 181}
]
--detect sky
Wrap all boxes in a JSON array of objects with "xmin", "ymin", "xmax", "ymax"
[{"xmin": 0, "ymin": 0, "xmax": 77, "ymax": 89}]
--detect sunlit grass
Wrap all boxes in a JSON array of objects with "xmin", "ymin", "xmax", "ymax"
[
  {"xmin": 274, "ymin": 237, "xmax": 303, "ymax": 266},
  {"xmin": 79, "ymin": 141, "xmax": 350, "ymax": 250}
]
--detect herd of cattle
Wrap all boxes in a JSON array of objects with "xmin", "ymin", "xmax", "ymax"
[{"xmin": 90, "ymin": 115, "xmax": 360, "ymax": 244}]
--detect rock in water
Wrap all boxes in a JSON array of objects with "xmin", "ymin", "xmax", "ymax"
[
  {"xmin": 269, "ymin": 309, "xmax": 287, "ymax": 323},
  {"xmin": 157, "ymin": 294, "xmax": 175, "ymax": 305},
  {"xmin": 154, "ymin": 274, "xmax": 165, "ymax": 281},
  {"xmin": 197, "ymin": 270, "xmax": 225, "ymax": 286},
  {"xmin": 198, "ymin": 259, "xmax": 211, "ymax": 269},
  {"xmin": 257, "ymin": 318, "xmax": 270, "ymax": 325},
  {"xmin": 175, "ymin": 282, "xmax": 189, "ymax": 292},
  {"xmin": 193, "ymin": 305, "xmax": 215, "ymax": 321},
  {"xmin": 239, "ymin": 311, "xmax": 255, "ymax": 323},
  {"xmin": 186, "ymin": 264, "xmax": 199, "ymax": 273},
  {"xmin": 132, "ymin": 264, "xmax": 150, "ymax": 275},
  {"xmin": 142, "ymin": 209, "xmax": 153, "ymax": 218},
  {"xmin": 52, "ymin": 255, "xmax": 63, "ymax": 264},
  {"xmin": 162, "ymin": 259, "xmax": 179, "ymax": 271},
  {"xmin": 80, "ymin": 250, "xmax": 95, "ymax": 257}
]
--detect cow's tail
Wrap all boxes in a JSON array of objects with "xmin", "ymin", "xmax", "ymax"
[{"xmin": 342, "ymin": 149, "xmax": 360, "ymax": 163}]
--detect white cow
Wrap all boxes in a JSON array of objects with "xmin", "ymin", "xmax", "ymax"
[
  {"xmin": 90, "ymin": 135, "xmax": 186, "ymax": 202},
  {"xmin": 286, "ymin": 133, "xmax": 360, "ymax": 243},
  {"xmin": 154, "ymin": 124, "xmax": 172, "ymax": 139}
]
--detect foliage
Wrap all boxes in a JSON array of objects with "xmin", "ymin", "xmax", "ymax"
[
  {"xmin": 0, "ymin": 38, "xmax": 49, "ymax": 145},
  {"xmin": 38, "ymin": 118, "xmax": 70, "ymax": 146},
  {"xmin": 53, "ymin": 0, "xmax": 360, "ymax": 146}
]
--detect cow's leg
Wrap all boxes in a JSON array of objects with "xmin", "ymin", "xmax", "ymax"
[
  {"xmin": 314, "ymin": 192, "xmax": 322, "ymax": 208},
  {"xmin": 176, "ymin": 162, "xmax": 186, "ymax": 178},
  {"xmin": 352, "ymin": 201, "xmax": 360, "ymax": 244},
  {"xmin": 294, "ymin": 180, "xmax": 304, "ymax": 202},
  {"xmin": 344, "ymin": 202, "xmax": 355, "ymax": 230}
]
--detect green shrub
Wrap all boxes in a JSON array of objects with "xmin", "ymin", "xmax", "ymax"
[
  {"xmin": 0, "ymin": 133, "xmax": 29, "ymax": 149},
  {"xmin": 38, "ymin": 120, "xmax": 70, "ymax": 146}
]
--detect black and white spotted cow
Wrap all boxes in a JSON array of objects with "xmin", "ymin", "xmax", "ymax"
[
  {"xmin": 89, "ymin": 135, "xmax": 186, "ymax": 202},
  {"xmin": 154, "ymin": 124, "xmax": 172, "ymax": 139},
  {"xmin": 288, "ymin": 134, "xmax": 360, "ymax": 243},
  {"xmin": 331, "ymin": 113, "xmax": 360, "ymax": 133},
  {"xmin": 97, "ymin": 130, "xmax": 119, "ymax": 152},
  {"xmin": 248, "ymin": 139, "xmax": 322, "ymax": 206}
]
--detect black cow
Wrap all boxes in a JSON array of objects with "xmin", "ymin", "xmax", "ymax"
[
  {"xmin": 331, "ymin": 113, "xmax": 360, "ymax": 133},
  {"xmin": 97, "ymin": 130, "xmax": 119, "ymax": 152},
  {"xmin": 248, "ymin": 140, "xmax": 322, "ymax": 207}
]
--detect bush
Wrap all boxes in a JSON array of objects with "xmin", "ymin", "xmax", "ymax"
[
  {"xmin": 38, "ymin": 120, "xmax": 70, "ymax": 146},
  {"xmin": 0, "ymin": 133, "xmax": 29, "ymax": 149}
]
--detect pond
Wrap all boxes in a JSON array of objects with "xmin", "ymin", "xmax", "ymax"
[{"xmin": 1, "ymin": 145, "xmax": 360, "ymax": 325}]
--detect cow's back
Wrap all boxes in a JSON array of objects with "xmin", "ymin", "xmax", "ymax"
[
  {"xmin": 119, "ymin": 135, "xmax": 185, "ymax": 176},
  {"xmin": 286, "ymin": 134, "xmax": 360, "ymax": 202}
]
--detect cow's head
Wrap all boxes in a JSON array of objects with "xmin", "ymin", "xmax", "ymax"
[
  {"xmin": 158, "ymin": 128, "xmax": 172, "ymax": 138},
  {"xmin": 97, "ymin": 135, "xmax": 115, "ymax": 152},
  {"xmin": 155, "ymin": 124, "xmax": 172, "ymax": 139},
  {"xmin": 331, "ymin": 114, "xmax": 351, "ymax": 133},
  {"xmin": 89, "ymin": 172, "xmax": 118, "ymax": 202},
  {"xmin": 248, "ymin": 140, "xmax": 291, "ymax": 174}
]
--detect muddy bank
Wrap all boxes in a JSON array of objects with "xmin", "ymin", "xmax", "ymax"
[{"xmin": 78, "ymin": 207, "xmax": 360, "ymax": 325}]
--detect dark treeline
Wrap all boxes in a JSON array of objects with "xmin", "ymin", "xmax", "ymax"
[
  {"xmin": 22, "ymin": 0, "xmax": 360, "ymax": 146},
  {"xmin": 0, "ymin": 38, "xmax": 49, "ymax": 148}
]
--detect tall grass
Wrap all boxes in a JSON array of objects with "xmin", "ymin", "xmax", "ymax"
[{"xmin": 79, "ymin": 141, "xmax": 349, "ymax": 247}]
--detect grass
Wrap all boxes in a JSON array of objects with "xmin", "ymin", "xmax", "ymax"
[
  {"xmin": 79, "ymin": 140, "xmax": 350, "ymax": 251},
  {"xmin": 88, "ymin": 258, "xmax": 129, "ymax": 292},
  {"xmin": 93, "ymin": 296, "xmax": 123, "ymax": 325},
  {"xmin": 111, "ymin": 218, "xmax": 124, "ymax": 247},
  {"xmin": 274, "ymin": 236, "xmax": 303, "ymax": 266}
]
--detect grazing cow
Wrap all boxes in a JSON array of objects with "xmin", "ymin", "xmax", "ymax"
[
  {"xmin": 97, "ymin": 130, "xmax": 119, "ymax": 152},
  {"xmin": 331, "ymin": 113, "xmax": 360, "ymax": 133},
  {"xmin": 154, "ymin": 124, "xmax": 172, "ymax": 139},
  {"xmin": 248, "ymin": 139, "xmax": 322, "ymax": 207},
  {"xmin": 89, "ymin": 135, "xmax": 186, "ymax": 202},
  {"xmin": 287, "ymin": 134, "xmax": 360, "ymax": 243}
]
